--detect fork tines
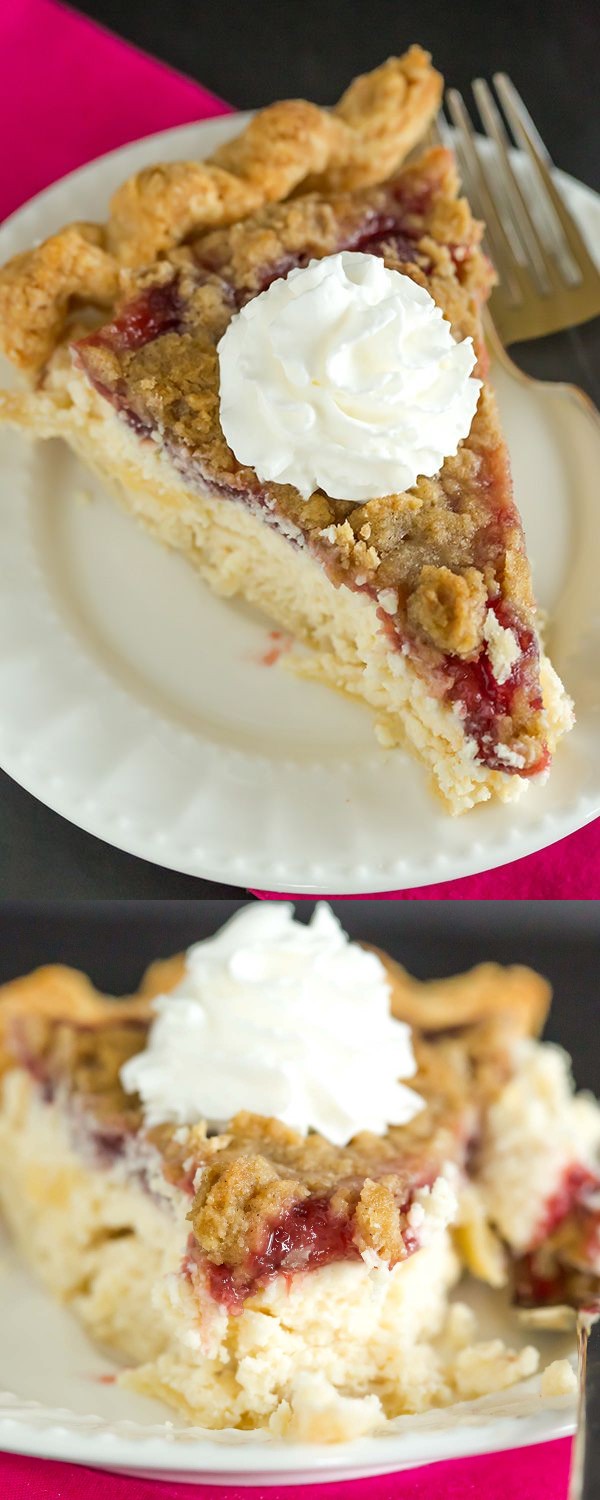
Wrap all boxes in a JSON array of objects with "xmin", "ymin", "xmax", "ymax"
[{"xmin": 439, "ymin": 74, "xmax": 600, "ymax": 343}]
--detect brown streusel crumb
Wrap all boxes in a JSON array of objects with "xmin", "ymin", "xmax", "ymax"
[{"xmin": 0, "ymin": 954, "xmax": 549, "ymax": 1270}]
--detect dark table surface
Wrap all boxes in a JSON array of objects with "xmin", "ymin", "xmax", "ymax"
[{"xmin": 1, "ymin": 0, "xmax": 598, "ymax": 898}]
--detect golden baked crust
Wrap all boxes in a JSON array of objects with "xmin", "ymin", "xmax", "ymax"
[
  {"xmin": 0, "ymin": 966, "xmax": 149, "ymax": 1140},
  {"xmin": 138, "ymin": 952, "xmax": 187, "ymax": 999},
  {"xmin": 299, "ymin": 48, "xmax": 443, "ymax": 195},
  {"xmin": 136, "ymin": 943, "xmax": 551, "ymax": 1037},
  {"xmin": 0, "ymin": 46, "xmax": 441, "ymax": 374},
  {"xmin": 0, "ymin": 964, "xmax": 149, "ymax": 1077},
  {"xmin": 0, "ymin": 224, "xmax": 119, "ymax": 375},
  {"xmin": 377, "ymin": 951, "xmax": 551, "ymax": 1037}
]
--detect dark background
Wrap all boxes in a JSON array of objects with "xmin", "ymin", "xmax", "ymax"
[
  {"xmin": 1, "ymin": 0, "xmax": 598, "ymax": 898},
  {"xmin": 80, "ymin": 0, "xmax": 600, "ymax": 191},
  {"xmin": 1, "ymin": 898, "xmax": 599, "ymax": 1092}
]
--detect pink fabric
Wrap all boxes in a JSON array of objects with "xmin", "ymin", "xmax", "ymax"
[
  {"xmin": 0, "ymin": 0, "xmax": 230, "ymax": 221},
  {"xmin": 0, "ymin": 1441, "xmax": 575, "ymax": 1500},
  {"xmin": 253, "ymin": 815, "xmax": 600, "ymax": 900}
]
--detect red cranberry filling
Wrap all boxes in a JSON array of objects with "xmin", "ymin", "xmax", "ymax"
[
  {"xmin": 74, "ymin": 280, "xmax": 189, "ymax": 437},
  {"xmin": 188, "ymin": 1192, "xmax": 421, "ymax": 1313},
  {"xmin": 389, "ymin": 176, "xmax": 437, "ymax": 219},
  {"xmin": 86, "ymin": 279, "xmax": 186, "ymax": 356},
  {"xmin": 87, "ymin": 1121, "xmax": 130, "ymax": 1166},
  {"xmin": 9, "ymin": 1018, "xmax": 56, "ymax": 1096},
  {"xmin": 445, "ymin": 598, "xmax": 547, "ymax": 775},
  {"xmin": 80, "ymin": 206, "xmax": 425, "ymax": 366},
  {"xmin": 513, "ymin": 1254, "xmax": 570, "ymax": 1309},
  {"xmin": 514, "ymin": 1164, "xmax": 600, "ymax": 1308},
  {"xmin": 205, "ymin": 1198, "xmax": 359, "ymax": 1312},
  {"xmin": 530, "ymin": 1163, "xmax": 599, "ymax": 1251},
  {"xmin": 351, "ymin": 221, "xmax": 423, "ymax": 265}
]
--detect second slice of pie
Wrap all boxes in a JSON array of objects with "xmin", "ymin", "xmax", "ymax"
[
  {"xmin": 0, "ymin": 47, "xmax": 573, "ymax": 811},
  {"xmin": 0, "ymin": 903, "xmax": 596, "ymax": 1440}
]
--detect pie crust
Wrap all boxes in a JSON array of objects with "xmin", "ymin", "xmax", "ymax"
[{"xmin": 0, "ymin": 47, "xmax": 441, "ymax": 373}]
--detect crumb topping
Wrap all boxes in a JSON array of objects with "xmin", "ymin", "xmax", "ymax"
[
  {"xmin": 1, "ymin": 950, "xmax": 597, "ymax": 1310},
  {"xmin": 483, "ymin": 607, "xmax": 521, "ymax": 684},
  {"xmin": 407, "ymin": 565, "xmax": 487, "ymax": 657},
  {"xmin": 0, "ymin": 956, "xmax": 540, "ymax": 1277}
]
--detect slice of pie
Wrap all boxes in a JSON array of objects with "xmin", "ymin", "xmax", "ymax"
[
  {"xmin": 0, "ymin": 46, "xmax": 573, "ymax": 813},
  {"xmin": 0, "ymin": 904, "xmax": 596, "ymax": 1441}
]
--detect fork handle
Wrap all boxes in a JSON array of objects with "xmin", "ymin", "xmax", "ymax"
[
  {"xmin": 510, "ymin": 321, "xmax": 600, "ymax": 411},
  {"xmin": 577, "ymin": 1323, "xmax": 600, "ymax": 1500}
]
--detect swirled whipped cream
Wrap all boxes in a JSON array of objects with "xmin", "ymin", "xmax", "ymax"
[
  {"xmin": 217, "ymin": 251, "xmax": 481, "ymax": 503},
  {"xmin": 121, "ymin": 902, "xmax": 423, "ymax": 1145}
]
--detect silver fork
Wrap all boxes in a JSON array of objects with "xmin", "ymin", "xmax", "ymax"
[{"xmin": 440, "ymin": 76, "xmax": 600, "ymax": 408}]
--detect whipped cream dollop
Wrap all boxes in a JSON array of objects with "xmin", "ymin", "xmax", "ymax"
[
  {"xmin": 121, "ymin": 902, "xmax": 423, "ymax": 1146},
  {"xmin": 218, "ymin": 251, "xmax": 481, "ymax": 503}
]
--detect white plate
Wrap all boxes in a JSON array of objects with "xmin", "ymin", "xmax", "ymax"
[
  {"xmin": 0, "ymin": 118, "xmax": 599, "ymax": 894},
  {"xmin": 0, "ymin": 1221, "xmax": 576, "ymax": 1486}
]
